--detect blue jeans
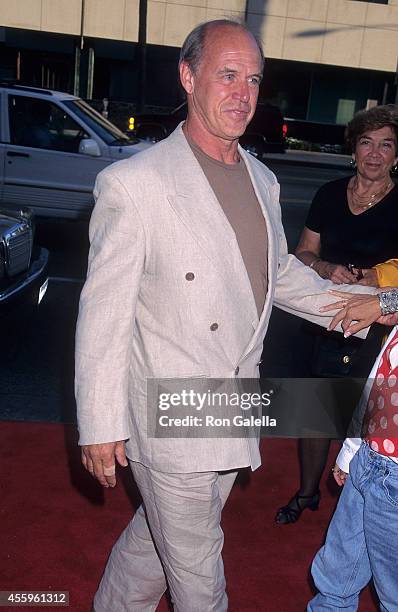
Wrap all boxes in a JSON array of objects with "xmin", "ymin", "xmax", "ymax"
[{"xmin": 308, "ymin": 442, "xmax": 398, "ymax": 612}]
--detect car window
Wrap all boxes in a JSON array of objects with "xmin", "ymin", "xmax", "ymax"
[
  {"xmin": 8, "ymin": 95, "xmax": 89, "ymax": 153},
  {"xmin": 64, "ymin": 99, "xmax": 131, "ymax": 145}
]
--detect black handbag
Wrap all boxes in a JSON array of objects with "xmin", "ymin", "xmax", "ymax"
[
  {"xmin": 311, "ymin": 324, "xmax": 388, "ymax": 378},
  {"xmin": 311, "ymin": 333, "xmax": 361, "ymax": 377}
]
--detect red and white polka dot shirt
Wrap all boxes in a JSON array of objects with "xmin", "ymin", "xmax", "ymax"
[{"xmin": 363, "ymin": 329, "xmax": 398, "ymax": 458}]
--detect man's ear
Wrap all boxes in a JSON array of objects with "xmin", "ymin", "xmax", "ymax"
[{"xmin": 179, "ymin": 61, "xmax": 195, "ymax": 95}]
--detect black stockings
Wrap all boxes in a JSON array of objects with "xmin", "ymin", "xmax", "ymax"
[{"xmin": 298, "ymin": 438, "xmax": 331, "ymax": 496}]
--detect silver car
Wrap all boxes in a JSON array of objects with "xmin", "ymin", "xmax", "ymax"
[{"xmin": 0, "ymin": 84, "xmax": 152, "ymax": 219}]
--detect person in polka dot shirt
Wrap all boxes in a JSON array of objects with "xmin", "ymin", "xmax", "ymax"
[{"xmin": 308, "ymin": 289, "xmax": 398, "ymax": 611}]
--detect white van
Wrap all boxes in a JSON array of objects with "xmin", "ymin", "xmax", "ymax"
[{"xmin": 0, "ymin": 84, "xmax": 152, "ymax": 219}]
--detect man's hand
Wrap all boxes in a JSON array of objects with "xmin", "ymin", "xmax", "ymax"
[
  {"xmin": 81, "ymin": 440, "xmax": 128, "ymax": 488},
  {"xmin": 320, "ymin": 291, "xmax": 398, "ymax": 336},
  {"xmin": 332, "ymin": 463, "xmax": 348, "ymax": 487}
]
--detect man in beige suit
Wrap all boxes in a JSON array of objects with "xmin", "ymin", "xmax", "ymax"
[{"xmin": 75, "ymin": 19, "xmax": 369, "ymax": 612}]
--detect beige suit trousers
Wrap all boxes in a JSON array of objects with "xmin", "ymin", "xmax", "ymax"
[{"xmin": 94, "ymin": 463, "xmax": 237, "ymax": 612}]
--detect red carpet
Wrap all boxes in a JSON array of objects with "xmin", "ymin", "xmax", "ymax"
[{"xmin": 0, "ymin": 422, "xmax": 377, "ymax": 611}]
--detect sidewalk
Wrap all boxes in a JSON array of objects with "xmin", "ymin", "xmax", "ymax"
[{"xmin": 264, "ymin": 148, "xmax": 352, "ymax": 169}]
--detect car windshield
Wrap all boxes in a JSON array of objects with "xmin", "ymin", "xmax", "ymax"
[{"xmin": 63, "ymin": 99, "xmax": 132, "ymax": 146}]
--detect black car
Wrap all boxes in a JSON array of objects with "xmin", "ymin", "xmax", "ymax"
[
  {"xmin": 0, "ymin": 208, "xmax": 49, "ymax": 350},
  {"xmin": 130, "ymin": 101, "xmax": 286, "ymax": 156}
]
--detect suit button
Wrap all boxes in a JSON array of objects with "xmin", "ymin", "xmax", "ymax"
[
  {"xmin": 185, "ymin": 272, "xmax": 195, "ymax": 281},
  {"xmin": 210, "ymin": 323, "xmax": 218, "ymax": 331},
  {"xmin": 234, "ymin": 366, "xmax": 240, "ymax": 375},
  {"xmin": 343, "ymin": 355, "xmax": 350, "ymax": 364}
]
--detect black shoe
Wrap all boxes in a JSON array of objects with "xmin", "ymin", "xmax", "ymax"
[{"xmin": 275, "ymin": 491, "xmax": 320, "ymax": 525}]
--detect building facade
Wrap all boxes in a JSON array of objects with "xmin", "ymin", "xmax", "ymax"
[{"xmin": 0, "ymin": 0, "xmax": 397, "ymax": 125}]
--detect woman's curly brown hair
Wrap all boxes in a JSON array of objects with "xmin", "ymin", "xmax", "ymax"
[{"xmin": 345, "ymin": 104, "xmax": 398, "ymax": 154}]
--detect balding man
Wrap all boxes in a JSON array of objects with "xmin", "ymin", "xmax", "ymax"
[{"xmin": 75, "ymin": 19, "xmax": 369, "ymax": 611}]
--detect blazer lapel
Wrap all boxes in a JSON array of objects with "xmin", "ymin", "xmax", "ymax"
[
  {"xmin": 166, "ymin": 126, "xmax": 259, "ymax": 324},
  {"xmin": 238, "ymin": 148, "xmax": 280, "ymax": 359},
  {"xmin": 165, "ymin": 127, "xmax": 284, "ymax": 365}
]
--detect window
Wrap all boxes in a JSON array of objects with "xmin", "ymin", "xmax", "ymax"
[
  {"xmin": 336, "ymin": 99, "xmax": 356, "ymax": 125},
  {"xmin": 64, "ymin": 99, "xmax": 130, "ymax": 146},
  {"xmin": 350, "ymin": 1, "xmax": 388, "ymax": 4},
  {"xmin": 9, "ymin": 95, "xmax": 88, "ymax": 153}
]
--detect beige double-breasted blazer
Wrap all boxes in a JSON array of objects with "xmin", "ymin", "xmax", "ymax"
[{"xmin": 75, "ymin": 124, "xmax": 364, "ymax": 473}]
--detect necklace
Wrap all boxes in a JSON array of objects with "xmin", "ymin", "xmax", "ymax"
[{"xmin": 348, "ymin": 176, "xmax": 394, "ymax": 210}]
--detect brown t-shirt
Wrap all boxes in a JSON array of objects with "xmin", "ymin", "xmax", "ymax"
[{"xmin": 188, "ymin": 138, "xmax": 268, "ymax": 317}]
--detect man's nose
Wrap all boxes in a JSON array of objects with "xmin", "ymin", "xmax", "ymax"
[{"xmin": 233, "ymin": 80, "xmax": 250, "ymax": 102}]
